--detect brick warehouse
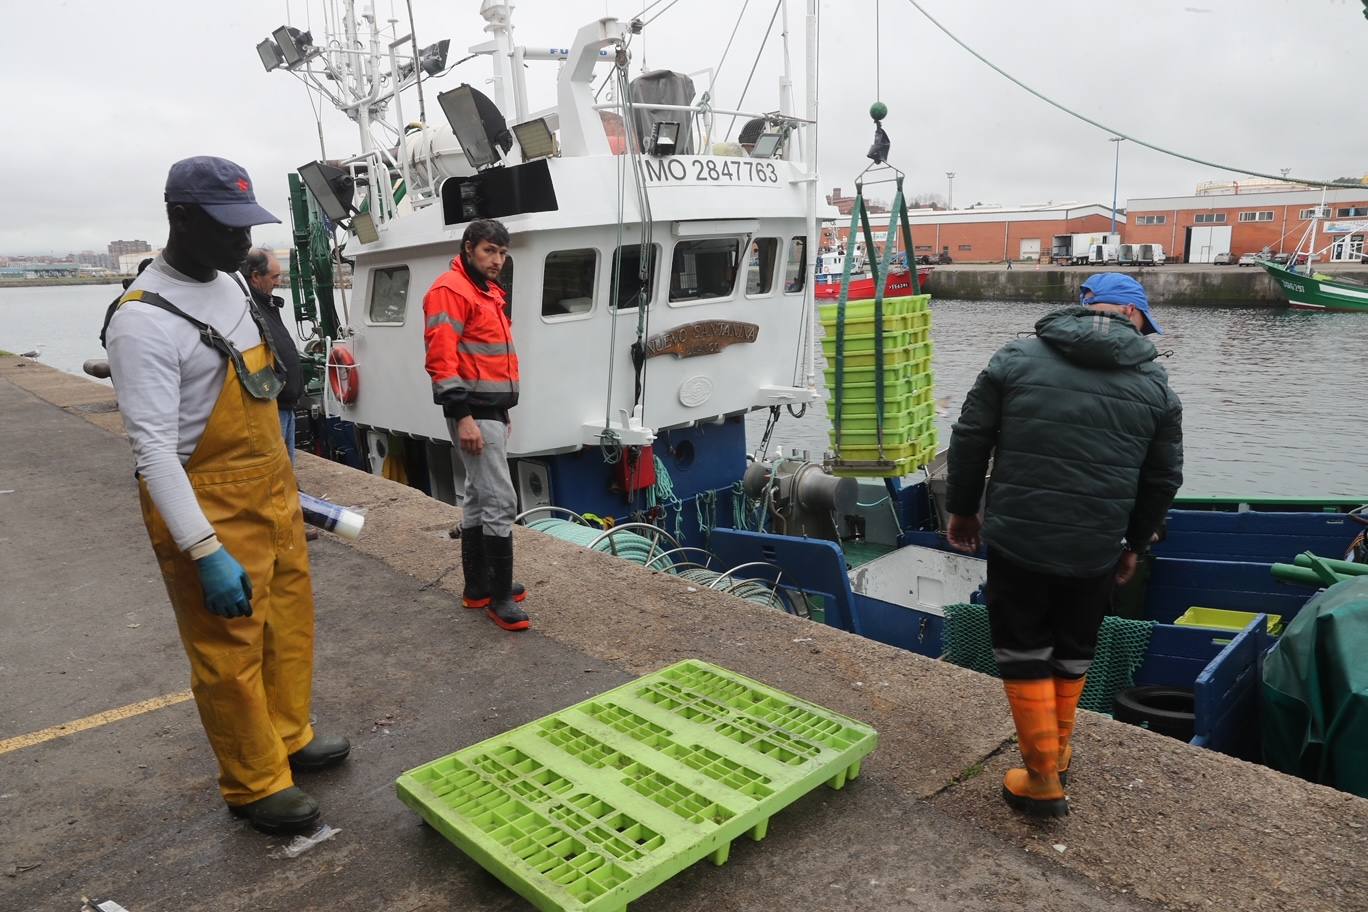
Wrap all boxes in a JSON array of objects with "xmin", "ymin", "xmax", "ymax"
[
  {"xmin": 825, "ymin": 200, "xmax": 1119, "ymax": 264},
  {"xmin": 1124, "ymin": 186, "xmax": 1368, "ymax": 263}
]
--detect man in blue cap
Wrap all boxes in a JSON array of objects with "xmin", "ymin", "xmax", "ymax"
[
  {"xmin": 106, "ymin": 157, "xmax": 348, "ymax": 835},
  {"xmin": 943, "ymin": 273, "xmax": 1183, "ymax": 818}
]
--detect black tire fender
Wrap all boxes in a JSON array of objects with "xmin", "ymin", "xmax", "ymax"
[{"xmin": 1113, "ymin": 685, "xmax": 1196, "ymax": 742}]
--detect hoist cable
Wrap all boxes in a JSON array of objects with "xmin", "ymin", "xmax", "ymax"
[{"xmin": 900, "ymin": 0, "xmax": 1351, "ymax": 188}]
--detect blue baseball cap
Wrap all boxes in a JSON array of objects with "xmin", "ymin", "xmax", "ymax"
[
  {"xmin": 1080, "ymin": 273, "xmax": 1162, "ymax": 334},
  {"xmin": 164, "ymin": 156, "xmax": 280, "ymax": 228}
]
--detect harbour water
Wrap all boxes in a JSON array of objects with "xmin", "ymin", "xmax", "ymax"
[{"xmin": 4, "ymin": 284, "xmax": 1366, "ymax": 497}]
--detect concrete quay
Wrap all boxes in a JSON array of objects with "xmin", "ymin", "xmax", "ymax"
[
  {"xmin": 1, "ymin": 355, "xmax": 1365, "ymax": 912},
  {"xmin": 926, "ymin": 262, "xmax": 1368, "ymax": 306}
]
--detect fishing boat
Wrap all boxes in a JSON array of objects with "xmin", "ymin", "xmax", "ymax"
[
  {"xmin": 1261, "ymin": 259, "xmax": 1368, "ymax": 312},
  {"xmin": 814, "ymin": 265, "xmax": 933, "ymax": 300},
  {"xmin": 1260, "ymin": 215, "xmax": 1368, "ymax": 312},
  {"xmin": 261, "ymin": 0, "xmax": 1365, "ymax": 788}
]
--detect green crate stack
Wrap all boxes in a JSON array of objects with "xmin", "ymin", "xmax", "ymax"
[{"xmin": 819, "ymin": 295, "xmax": 937, "ymax": 475}]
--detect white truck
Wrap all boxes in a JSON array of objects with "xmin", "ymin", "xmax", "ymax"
[
  {"xmin": 1053, "ymin": 232, "xmax": 1121, "ymax": 265},
  {"xmin": 1089, "ymin": 244, "xmax": 1119, "ymax": 265},
  {"xmin": 1136, "ymin": 243, "xmax": 1166, "ymax": 266}
]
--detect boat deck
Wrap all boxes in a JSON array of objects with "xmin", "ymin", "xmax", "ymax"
[{"xmin": 2, "ymin": 356, "xmax": 1365, "ymax": 912}]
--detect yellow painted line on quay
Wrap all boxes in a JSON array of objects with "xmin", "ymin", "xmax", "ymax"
[{"xmin": 0, "ymin": 690, "xmax": 194, "ymax": 757}]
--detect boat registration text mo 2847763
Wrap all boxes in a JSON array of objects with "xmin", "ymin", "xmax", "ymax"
[{"xmin": 642, "ymin": 157, "xmax": 781, "ymax": 186}]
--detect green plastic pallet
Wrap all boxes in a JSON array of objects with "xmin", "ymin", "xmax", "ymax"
[{"xmin": 396, "ymin": 660, "xmax": 878, "ymax": 912}]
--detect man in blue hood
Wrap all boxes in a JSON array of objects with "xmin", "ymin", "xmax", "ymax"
[{"xmin": 944, "ymin": 274, "xmax": 1183, "ymax": 818}]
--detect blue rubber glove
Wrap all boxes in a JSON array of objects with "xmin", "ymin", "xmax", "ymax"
[{"xmin": 195, "ymin": 548, "xmax": 254, "ymax": 618}]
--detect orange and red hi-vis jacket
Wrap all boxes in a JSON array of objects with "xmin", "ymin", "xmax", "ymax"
[{"xmin": 423, "ymin": 255, "xmax": 520, "ymax": 421}]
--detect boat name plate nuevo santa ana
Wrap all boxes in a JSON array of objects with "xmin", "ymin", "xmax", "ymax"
[{"xmin": 644, "ymin": 320, "xmax": 760, "ymax": 359}]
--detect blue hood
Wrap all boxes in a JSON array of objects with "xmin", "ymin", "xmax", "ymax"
[{"xmin": 1080, "ymin": 273, "xmax": 1162, "ymax": 334}]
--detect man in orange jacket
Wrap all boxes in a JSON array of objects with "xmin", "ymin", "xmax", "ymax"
[{"xmin": 423, "ymin": 219, "xmax": 529, "ymax": 631}]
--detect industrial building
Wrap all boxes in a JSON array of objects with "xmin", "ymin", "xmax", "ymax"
[
  {"xmin": 1124, "ymin": 185, "xmax": 1368, "ymax": 263},
  {"xmin": 826, "ymin": 201, "xmax": 1121, "ymax": 264}
]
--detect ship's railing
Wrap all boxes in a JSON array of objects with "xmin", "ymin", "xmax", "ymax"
[{"xmin": 592, "ymin": 101, "xmax": 813, "ymax": 159}]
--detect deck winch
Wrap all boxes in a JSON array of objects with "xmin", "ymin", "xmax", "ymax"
[{"xmin": 742, "ymin": 458, "xmax": 857, "ymax": 541}]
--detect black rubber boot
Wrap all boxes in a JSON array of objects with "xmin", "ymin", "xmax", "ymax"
[
  {"xmin": 484, "ymin": 534, "xmax": 530, "ymax": 631},
  {"xmin": 460, "ymin": 526, "xmax": 491, "ymax": 608},
  {"xmin": 288, "ymin": 734, "xmax": 351, "ymax": 772},
  {"xmin": 229, "ymin": 786, "xmax": 320, "ymax": 835},
  {"xmin": 461, "ymin": 526, "xmax": 525, "ymax": 608}
]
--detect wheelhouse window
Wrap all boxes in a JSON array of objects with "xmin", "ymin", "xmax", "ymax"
[
  {"xmin": 497, "ymin": 256, "xmax": 514, "ymax": 317},
  {"xmin": 542, "ymin": 249, "xmax": 596, "ymax": 318},
  {"xmin": 783, "ymin": 236, "xmax": 807, "ymax": 294},
  {"xmin": 746, "ymin": 238, "xmax": 780, "ymax": 296},
  {"xmin": 670, "ymin": 238, "xmax": 741, "ymax": 303},
  {"xmin": 610, "ymin": 243, "xmax": 658, "ymax": 310},
  {"xmin": 367, "ymin": 266, "xmax": 409, "ymax": 324}
]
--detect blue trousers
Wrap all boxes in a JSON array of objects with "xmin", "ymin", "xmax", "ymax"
[{"xmin": 278, "ymin": 408, "xmax": 296, "ymax": 464}]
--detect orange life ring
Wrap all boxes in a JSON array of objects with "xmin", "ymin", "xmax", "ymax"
[{"xmin": 327, "ymin": 347, "xmax": 359, "ymax": 404}]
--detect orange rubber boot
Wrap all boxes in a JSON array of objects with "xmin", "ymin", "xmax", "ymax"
[
  {"xmin": 1055, "ymin": 676, "xmax": 1086, "ymax": 787},
  {"xmin": 1002, "ymin": 679, "xmax": 1069, "ymax": 817}
]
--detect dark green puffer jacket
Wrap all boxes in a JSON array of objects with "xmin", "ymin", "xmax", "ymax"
[{"xmin": 945, "ymin": 306, "xmax": 1184, "ymax": 577}]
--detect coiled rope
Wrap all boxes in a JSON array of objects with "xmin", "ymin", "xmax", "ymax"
[
  {"xmin": 525, "ymin": 515, "xmax": 790, "ymax": 612},
  {"xmin": 526, "ymin": 518, "xmax": 673, "ymax": 569}
]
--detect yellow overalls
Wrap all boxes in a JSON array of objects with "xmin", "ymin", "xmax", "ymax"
[{"xmin": 138, "ymin": 342, "xmax": 315, "ymax": 806}]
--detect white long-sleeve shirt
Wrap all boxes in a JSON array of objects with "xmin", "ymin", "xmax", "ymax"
[{"xmin": 106, "ymin": 257, "xmax": 263, "ymax": 551}]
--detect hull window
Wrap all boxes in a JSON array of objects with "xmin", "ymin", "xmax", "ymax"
[
  {"xmin": 368, "ymin": 266, "xmax": 411, "ymax": 324},
  {"xmin": 746, "ymin": 238, "xmax": 780, "ymax": 296},
  {"xmin": 611, "ymin": 243, "xmax": 659, "ymax": 311},
  {"xmin": 784, "ymin": 236, "xmax": 808, "ymax": 294},
  {"xmin": 542, "ymin": 249, "xmax": 597, "ymax": 317},
  {"xmin": 670, "ymin": 238, "xmax": 741, "ymax": 303}
]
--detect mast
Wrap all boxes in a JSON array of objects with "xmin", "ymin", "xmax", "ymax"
[
  {"xmin": 1305, "ymin": 187, "xmax": 1326, "ymax": 274},
  {"xmin": 802, "ymin": 0, "xmax": 819, "ymax": 391},
  {"xmin": 479, "ymin": 1, "xmax": 522, "ymax": 124}
]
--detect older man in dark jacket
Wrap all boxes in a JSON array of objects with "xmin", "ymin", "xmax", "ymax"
[
  {"xmin": 243, "ymin": 248, "xmax": 304, "ymax": 461},
  {"xmin": 945, "ymin": 273, "xmax": 1183, "ymax": 818}
]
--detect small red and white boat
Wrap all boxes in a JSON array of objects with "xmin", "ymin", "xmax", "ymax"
[{"xmin": 814, "ymin": 267, "xmax": 932, "ymax": 300}]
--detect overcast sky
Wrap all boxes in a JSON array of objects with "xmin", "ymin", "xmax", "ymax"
[{"xmin": 4, "ymin": 0, "xmax": 1365, "ymax": 255}]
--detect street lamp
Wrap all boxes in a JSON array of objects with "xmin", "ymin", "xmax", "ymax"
[
  {"xmin": 1109, "ymin": 137, "xmax": 1123, "ymax": 236},
  {"xmin": 946, "ymin": 171, "xmax": 956, "ymax": 210}
]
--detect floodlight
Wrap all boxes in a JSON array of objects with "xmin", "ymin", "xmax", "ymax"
[
  {"xmin": 351, "ymin": 211, "xmax": 379, "ymax": 245},
  {"xmin": 420, "ymin": 38, "xmax": 450, "ymax": 77},
  {"xmin": 257, "ymin": 38, "xmax": 284, "ymax": 72},
  {"xmin": 273, "ymin": 25, "xmax": 315, "ymax": 68},
  {"xmin": 750, "ymin": 132, "xmax": 784, "ymax": 159},
  {"xmin": 737, "ymin": 117, "xmax": 766, "ymax": 152},
  {"xmin": 512, "ymin": 118, "xmax": 557, "ymax": 162},
  {"xmin": 438, "ymin": 85, "xmax": 503, "ymax": 169},
  {"xmin": 297, "ymin": 161, "xmax": 354, "ymax": 222},
  {"xmin": 650, "ymin": 121, "xmax": 680, "ymax": 157}
]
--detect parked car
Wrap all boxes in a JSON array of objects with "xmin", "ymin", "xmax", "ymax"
[
  {"xmin": 1237, "ymin": 253, "xmax": 1261, "ymax": 267},
  {"xmin": 1213, "ymin": 252, "xmax": 1237, "ymax": 265},
  {"xmin": 1270, "ymin": 253, "xmax": 1292, "ymax": 265}
]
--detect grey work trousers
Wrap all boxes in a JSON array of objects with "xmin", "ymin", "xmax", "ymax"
[{"xmin": 446, "ymin": 417, "xmax": 517, "ymax": 538}]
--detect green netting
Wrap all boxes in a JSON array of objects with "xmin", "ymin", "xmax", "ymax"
[{"xmin": 941, "ymin": 603, "xmax": 1155, "ymax": 714}]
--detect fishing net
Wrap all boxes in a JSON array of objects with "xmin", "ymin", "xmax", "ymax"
[{"xmin": 942, "ymin": 603, "xmax": 1154, "ymax": 714}]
